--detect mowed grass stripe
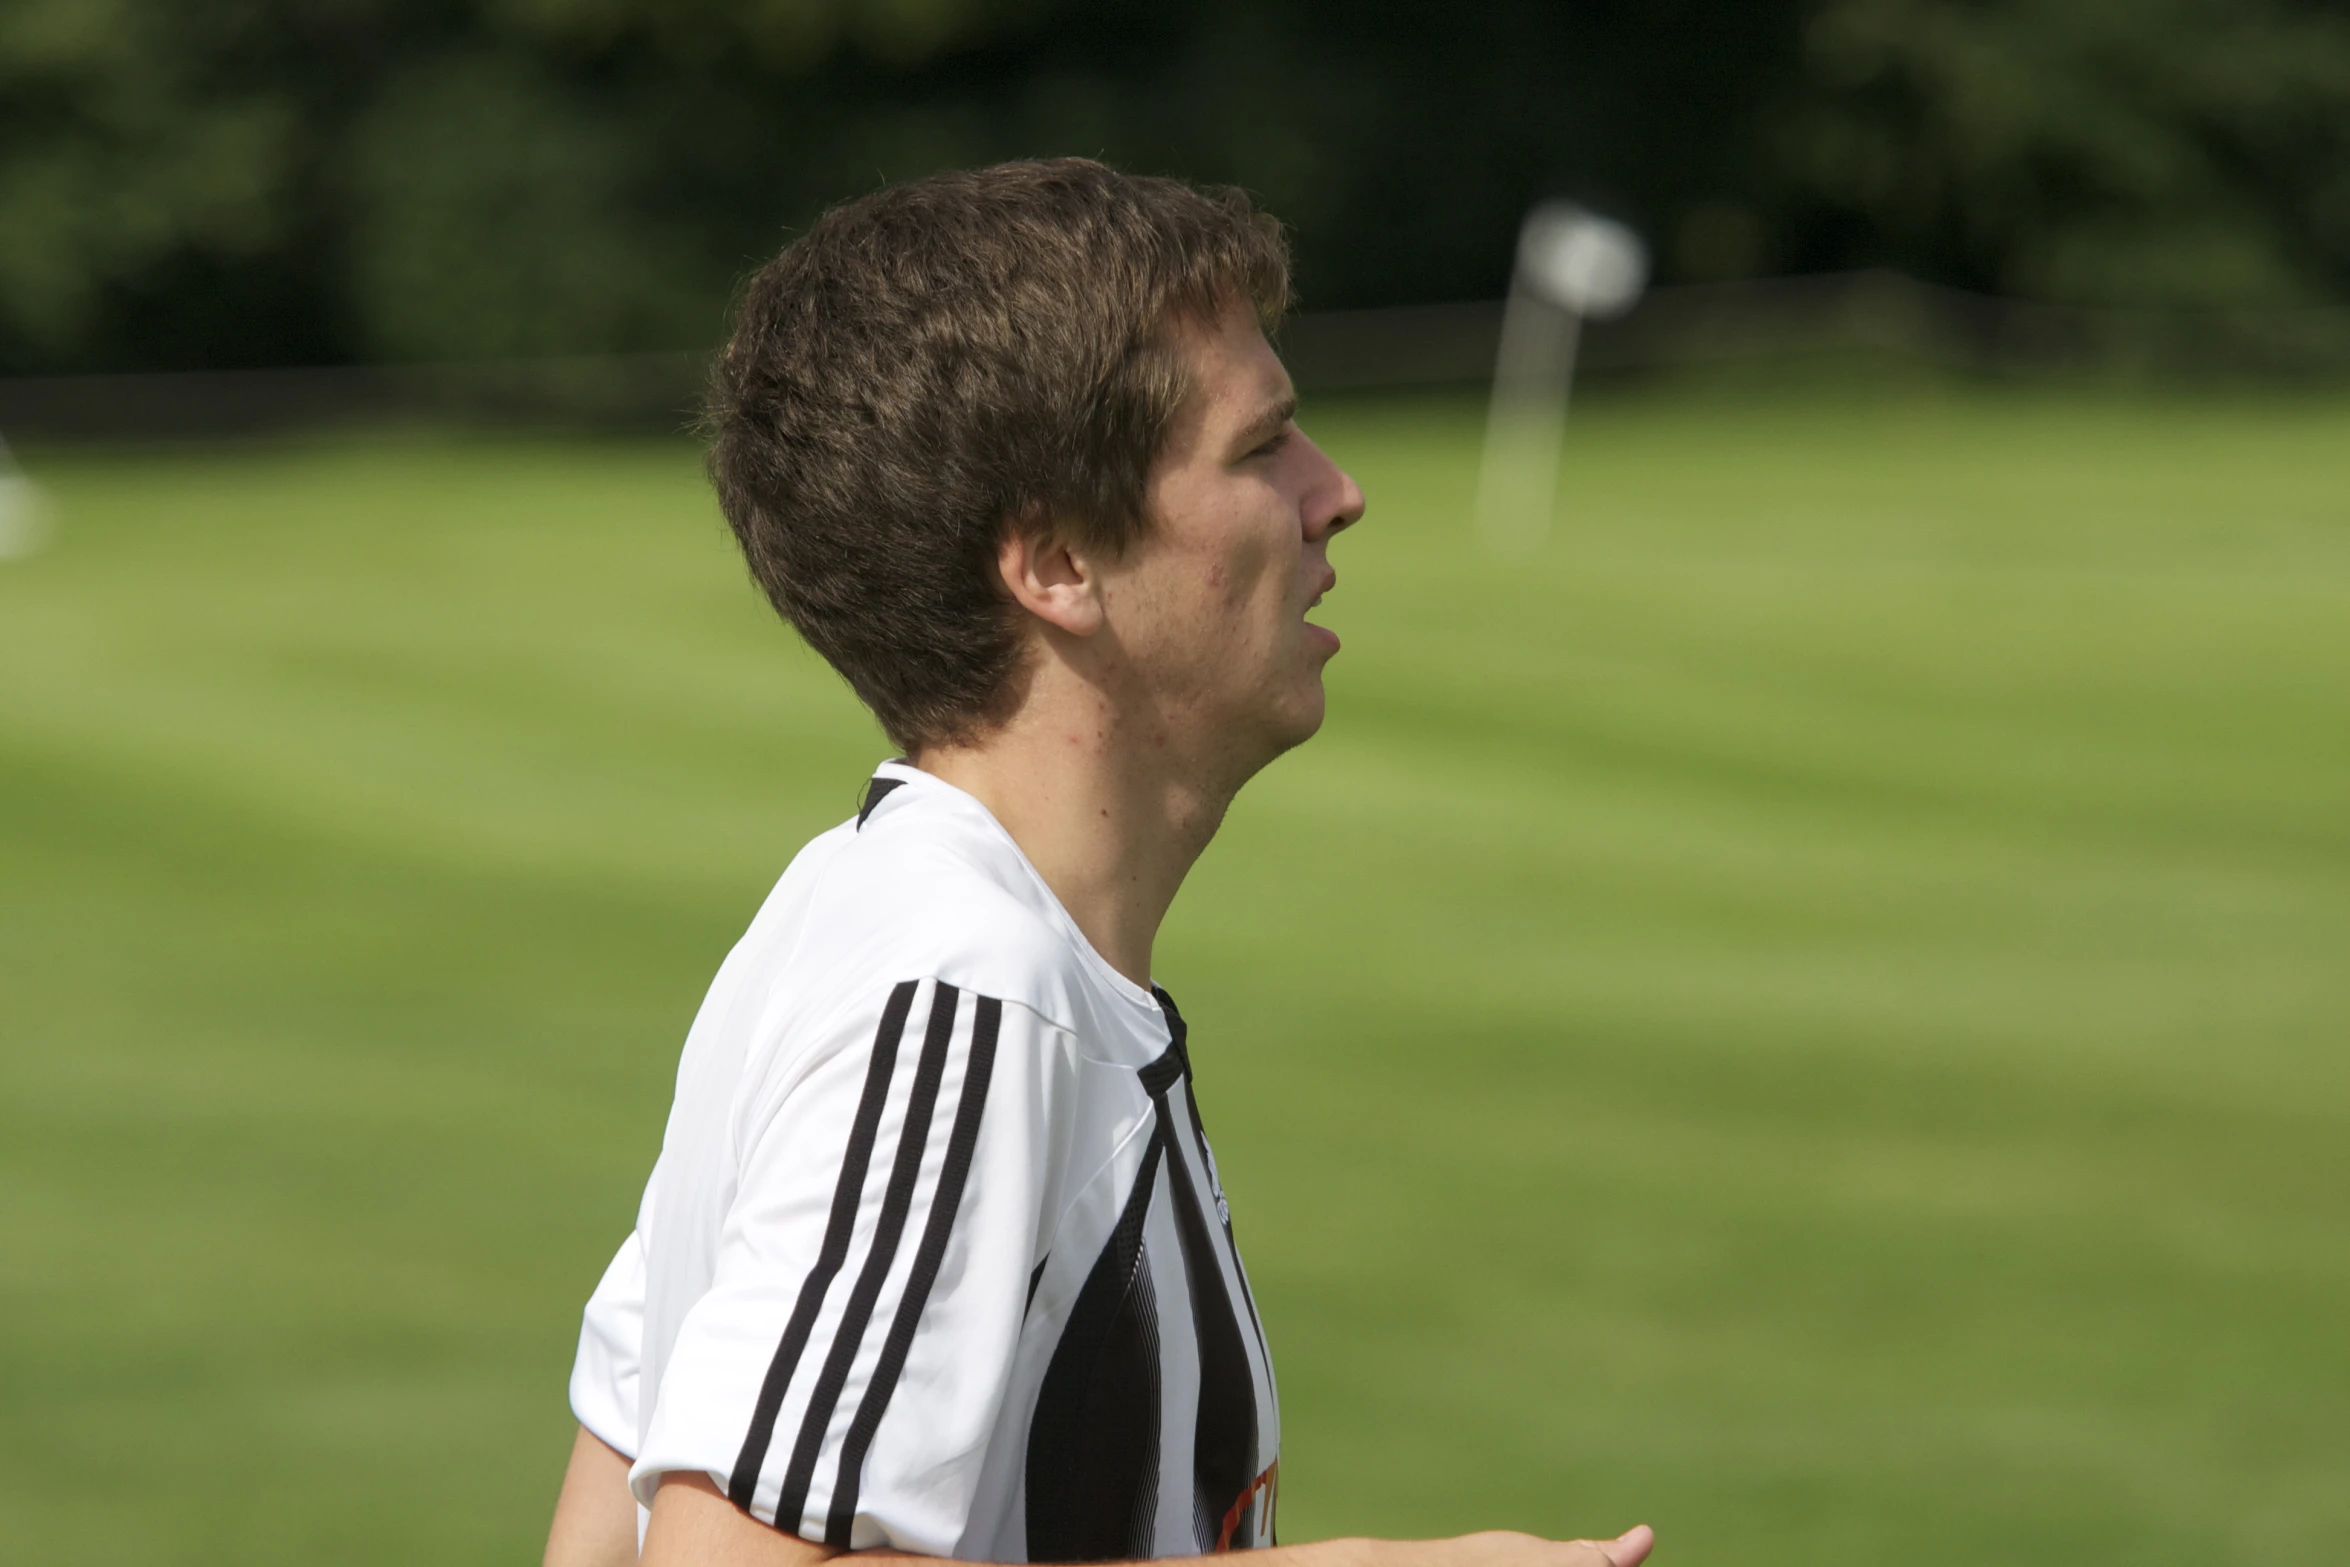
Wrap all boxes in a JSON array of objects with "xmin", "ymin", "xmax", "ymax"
[{"xmin": 1, "ymin": 390, "xmax": 2344, "ymax": 1566}]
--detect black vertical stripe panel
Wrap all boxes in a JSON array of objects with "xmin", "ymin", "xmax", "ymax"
[
  {"xmin": 1024, "ymin": 1255, "xmax": 1049, "ymax": 1321},
  {"xmin": 1152, "ymin": 984, "xmax": 1269, "ymax": 1546},
  {"xmin": 772, "ymin": 982, "xmax": 961, "ymax": 1536},
  {"xmin": 1158, "ymin": 987, "xmax": 1270, "ymax": 1377},
  {"xmin": 729, "ymin": 979, "xmax": 918, "ymax": 1512},
  {"xmin": 1150, "ymin": 987, "xmax": 1188, "ymax": 1065},
  {"xmin": 1156, "ymin": 1100, "xmax": 1258, "ymax": 1550},
  {"xmin": 1181, "ymin": 1074, "xmax": 1272, "ymax": 1369},
  {"xmin": 823, "ymin": 995, "xmax": 1005, "ymax": 1547},
  {"xmin": 1138, "ymin": 1041, "xmax": 1187, "ymax": 1099},
  {"xmin": 1026, "ymin": 1128, "xmax": 1165, "ymax": 1563},
  {"xmin": 1117, "ymin": 1253, "xmax": 1166, "ymax": 1558}
]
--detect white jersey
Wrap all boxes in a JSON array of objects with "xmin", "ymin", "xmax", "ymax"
[{"xmin": 568, "ymin": 761, "xmax": 1280, "ymax": 1560}]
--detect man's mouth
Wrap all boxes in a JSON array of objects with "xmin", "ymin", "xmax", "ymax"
[{"xmin": 1303, "ymin": 572, "xmax": 1341, "ymax": 652}]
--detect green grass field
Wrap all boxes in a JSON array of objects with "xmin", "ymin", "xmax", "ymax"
[{"xmin": 3, "ymin": 388, "xmax": 2345, "ymax": 1566}]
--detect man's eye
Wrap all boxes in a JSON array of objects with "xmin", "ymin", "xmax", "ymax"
[{"xmin": 1249, "ymin": 429, "xmax": 1291, "ymax": 459}]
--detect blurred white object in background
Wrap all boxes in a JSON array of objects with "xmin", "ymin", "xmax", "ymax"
[
  {"xmin": 1475, "ymin": 202, "xmax": 1648, "ymax": 553},
  {"xmin": 0, "ymin": 435, "xmax": 50, "ymax": 560}
]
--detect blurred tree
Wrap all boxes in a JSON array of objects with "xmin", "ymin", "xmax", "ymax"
[
  {"xmin": 0, "ymin": 0, "xmax": 2346, "ymax": 373},
  {"xmin": 0, "ymin": 0, "xmax": 305, "ymax": 366},
  {"xmin": 343, "ymin": 49, "xmax": 714, "ymax": 359},
  {"xmin": 1772, "ymin": 0, "xmax": 2350, "ymax": 307}
]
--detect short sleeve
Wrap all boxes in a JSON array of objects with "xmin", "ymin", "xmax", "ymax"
[
  {"xmin": 633, "ymin": 978, "xmax": 1076, "ymax": 1553},
  {"xmin": 569, "ymin": 1230, "xmax": 646, "ymax": 1458}
]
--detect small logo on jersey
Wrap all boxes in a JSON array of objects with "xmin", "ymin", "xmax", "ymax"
[{"xmin": 1212, "ymin": 1459, "xmax": 1279, "ymax": 1552}]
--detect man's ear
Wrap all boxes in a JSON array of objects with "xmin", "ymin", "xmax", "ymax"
[{"xmin": 998, "ymin": 519, "xmax": 1106, "ymax": 637}]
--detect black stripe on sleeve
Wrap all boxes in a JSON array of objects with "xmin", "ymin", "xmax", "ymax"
[
  {"xmin": 729, "ymin": 979, "xmax": 918, "ymax": 1512},
  {"xmin": 822, "ymin": 994, "xmax": 1004, "ymax": 1547},
  {"xmin": 772, "ymin": 981, "xmax": 960, "ymax": 1536}
]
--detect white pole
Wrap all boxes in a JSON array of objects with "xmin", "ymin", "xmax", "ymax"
[
  {"xmin": 1472, "ymin": 202, "xmax": 1648, "ymax": 556},
  {"xmin": 1474, "ymin": 279, "xmax": 1582, "ymax": 555},
  {"xmin": 0, "ymin": 435, "xmax": 48, "ymax": 562}
]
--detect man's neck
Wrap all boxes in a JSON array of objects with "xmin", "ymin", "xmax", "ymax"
[{"xmin": 912, "ymin": 679, "xmax": 1239, "ymax": 990}]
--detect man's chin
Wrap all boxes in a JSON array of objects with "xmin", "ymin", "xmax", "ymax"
[
  {"xmin": 1219, "ymin": 674, "xmax": 1328, "ymax": 782},
  {"xmin": 1268, "ymin": 681, "xmax": 1328, "ymax": 754}
]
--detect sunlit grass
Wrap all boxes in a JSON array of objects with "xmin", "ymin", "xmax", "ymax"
[{"xmin": 2, "ymin": 388, "xmax": 2344, "ymax": 1566}]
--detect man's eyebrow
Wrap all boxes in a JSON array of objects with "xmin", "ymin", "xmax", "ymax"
[{"xmin": 1234, "ymin": 392, "xmax": 1299, "ymax": 451}]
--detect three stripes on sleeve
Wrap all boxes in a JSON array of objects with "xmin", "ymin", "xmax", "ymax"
[{"xmin": 729, "ymin": 978, "xmax": 1002, "ymax": 1545}]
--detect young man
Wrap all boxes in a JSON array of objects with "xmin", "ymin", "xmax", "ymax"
[{"xmin": 543, "ymin": 160, "xmax": 1653, "ymax": 1567}]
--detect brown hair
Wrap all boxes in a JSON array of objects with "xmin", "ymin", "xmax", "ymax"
[{"xmin": 707, "ymin": 158, "xmax": 1290, "ymax": 752}]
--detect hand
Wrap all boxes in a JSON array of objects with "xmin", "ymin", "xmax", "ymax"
[
  {"xmin": 636, "ymin": 1470, "xmax": 1659, "ymax": 1567},
  {"xmin": 1439, "ymin": 1526, "xmax": 1655, "ymax": 1567},
  {"xmin": 1575, "ymin": 1526, "xmax": 1654, "ymax": 1567}
]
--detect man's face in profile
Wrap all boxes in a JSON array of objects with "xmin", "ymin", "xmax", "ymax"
[{"xmin": 1101, "ymin": 298, "xmax": 1366, "ymax": 776}]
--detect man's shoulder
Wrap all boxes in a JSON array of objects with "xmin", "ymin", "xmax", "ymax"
[
  {"xmin": 751, "ymin": 785, "xmax": 1109, "ymax": 1040},
  {"xmin": 815, "ymin": 834, "xmax": 1077, "ymax": 1020}
]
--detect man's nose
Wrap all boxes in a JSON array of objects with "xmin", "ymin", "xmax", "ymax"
[{"xmin": 1301, "ymin": 434, "xmax": 1365, "ymax": 540}]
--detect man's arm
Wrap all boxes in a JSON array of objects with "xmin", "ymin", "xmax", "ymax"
[
  {"xmin": 544, "ymin": 1426, "xmax": 641, "ymax": 1567},
  {"xmin": 642, "ymin": 1472, "xmax": 1654, "ymax": 1567},
  {"xmin": 553, "ymin": 1225, "xmax": 649, "ymax": 1567}
]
